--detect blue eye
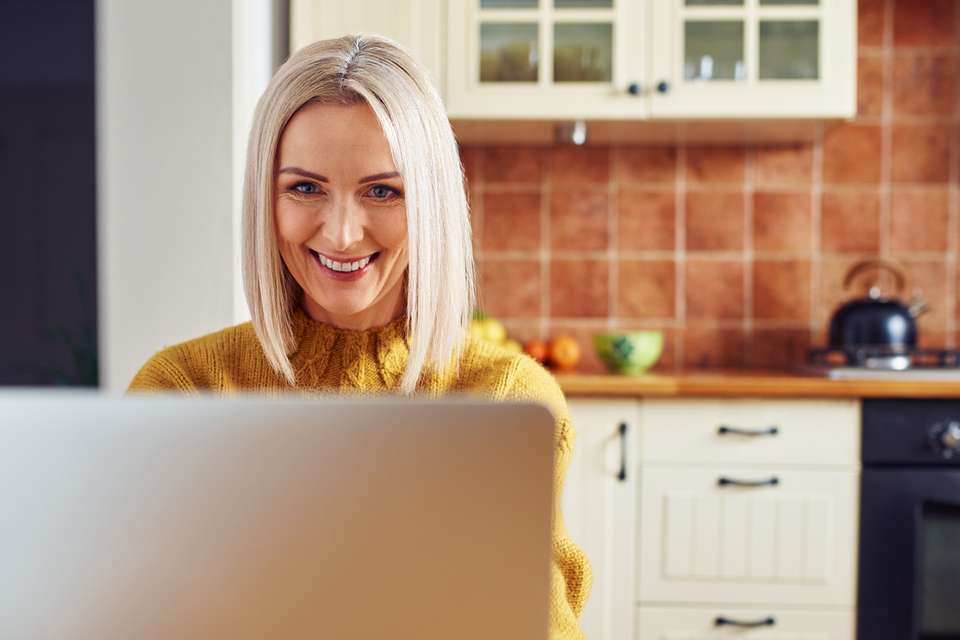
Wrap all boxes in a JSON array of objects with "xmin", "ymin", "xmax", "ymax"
[
  {"xmin": 368, "ymin": 184, "xmax": 400, "ymax": 200},
  {"xmin": 292, "ymin": 182, "xmax": 318, "ymax": 194}
]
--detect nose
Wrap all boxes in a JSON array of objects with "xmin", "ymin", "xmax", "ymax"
[{"xmin": 321, "ymin": 196, "xmax": 364, "ymax": 252}]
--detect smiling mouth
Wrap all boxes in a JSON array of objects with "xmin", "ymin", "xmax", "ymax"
[{"xmin": 309, "ymin": 249, "xmax": 381, "ymax": 273}]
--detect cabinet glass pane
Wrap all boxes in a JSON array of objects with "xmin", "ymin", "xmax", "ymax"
[
  {"xmin": 759, "ymin": 20, "xmax": 819, "ymax": 80},
  {"xmin": 554, "ymin": 23, "xmax": 613, "ymax": 82},
  {"xmin": 684, "ymin": 21, "xmax": 745, "ymax": 81},
  {"xmin": 760, "ymin": 0, "xmax": 818, "ymax": 4},
  {"xmin": 480, "ymin": 0, "xmax": 538, "ymax": 7},
  {"xmin": 555, "ymin": 0, "xmax": 613, "ymax": 6},
  {"xmin": 479, "ymin": 23, "xmax": 538, "ymax": 82},
  {"xmin": 686, "ymin": 0, "xmax": 743, "ymax": 5}
]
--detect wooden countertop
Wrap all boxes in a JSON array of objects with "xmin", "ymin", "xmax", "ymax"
[{"xmin": 554, "ymin": 370, "xmax": 960, "ymax": 399}]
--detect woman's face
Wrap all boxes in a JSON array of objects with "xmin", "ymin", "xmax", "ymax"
[{"xmin": 274, "ymin": 101, "xmax": 408, "ymax": 327}]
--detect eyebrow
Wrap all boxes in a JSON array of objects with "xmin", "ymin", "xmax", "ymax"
[{"xmin": 277, "ymin": 166, "xmax": 401, "ymax": 184}]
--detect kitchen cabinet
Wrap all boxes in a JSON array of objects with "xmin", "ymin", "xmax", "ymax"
[
  {"xmin": 636, "ymin": 606, "xmax": 855, "ymax": 639},
  {"xmin": 290, "ymin": 0, "xmax": 856, "ymax": 123},
  {"xmin": 638, "ymin": 466, "xmax": 858, "ymax": 606},
  {"xmin": 563, "ymin": 399, "xmax": 640, "ymax": 640},
  {"xmin": 446, "ymin": 0, "xmax": 855, "ymax": 119},
  {"xmin": 288, "ymin": 0, "xmax": 446, "ymax": 94},
  {"xmin": 446, "ymin": 0, "xmax": 648, "ymax": 118},
  {"xmin": 639, "ymin": 398, "xmax": 859, "ymax": 467},
  {"xmin": 561, "ymin": 397, "xmax": 860, "ymax": 639},
  {"xmin": 636, "ymin": 398, "xmax": 860, "ymax": 637},
  {"xmin": 649, "ymin": 0, "xmax": 856, "ymax": 118}
]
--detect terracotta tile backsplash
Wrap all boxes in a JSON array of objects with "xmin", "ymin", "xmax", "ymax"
[{"xmin": 465, "ymin": 0, "xmax": 960, "ymax": 372}]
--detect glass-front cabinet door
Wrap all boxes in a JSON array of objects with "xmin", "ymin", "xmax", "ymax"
[
  {"xmin": 649, "ymin": 0, "xmax": 855, "ymax": 117},
  {"xmin": 446, "ymin": 0, "xmax": 648, "ymax": 118}
]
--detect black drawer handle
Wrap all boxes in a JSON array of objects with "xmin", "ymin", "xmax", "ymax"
[
  {"xmin": 718, "ymin": 425, "xmax": 779, "ymax": 437},
  {"xmin": 715, "ymin": 616, "xmax": 776, "ymax": 628},
  {"xmin": 718, "ymin": 476, "xmax": 780, "ymax": 488},
  {"xmin": 617, "ymin": 422, "xmax": 628, "ymax": 482}
]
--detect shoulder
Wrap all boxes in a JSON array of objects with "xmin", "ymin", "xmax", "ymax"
[
  {"xmin": 126, "ymin": 320, "xmax": 261, "ymax": 393},
  {"xmin": 455, "ymin": 337, "xmax": 573, "ymax": 447}
]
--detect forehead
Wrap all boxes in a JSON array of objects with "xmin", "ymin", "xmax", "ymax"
[{"xmin": 277, "ymin": 101, "xmax": 396, "ymax": 173}]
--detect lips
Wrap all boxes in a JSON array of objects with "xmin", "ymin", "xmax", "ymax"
[{"xmin": 309, "ymin": 249, "xmax": 381, "ymax": 276}]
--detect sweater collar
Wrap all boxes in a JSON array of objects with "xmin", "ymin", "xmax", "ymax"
[{"xmin": 288, "ymin": 305, "xmax": 411, "ymax": 387}]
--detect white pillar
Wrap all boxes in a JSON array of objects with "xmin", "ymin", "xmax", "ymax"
[{"xmin": 97, "ymin": 0, "xmax": 282, "ymax": 392}]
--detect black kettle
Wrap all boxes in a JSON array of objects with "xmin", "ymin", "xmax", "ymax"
[{"xmin": 828, "ymin": 260, "xmax": 929, "ymax": 362}]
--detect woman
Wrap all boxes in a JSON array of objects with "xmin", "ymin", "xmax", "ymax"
[{"xmin": 128, "ymin": 34, "xmax": 592, "ymax": 638}]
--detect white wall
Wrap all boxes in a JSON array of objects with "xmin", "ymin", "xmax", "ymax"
[{"xmin": 96, "ymin": 0, "xmax": 283, "ymax": 392}]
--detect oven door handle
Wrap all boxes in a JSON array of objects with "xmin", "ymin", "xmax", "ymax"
[{"xmin": 715, "ymin": 616, "xmax": 776, "ymax": 628}]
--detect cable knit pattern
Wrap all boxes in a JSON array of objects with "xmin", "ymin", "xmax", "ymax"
[{"xmin": 127, "ymin": 305, "xmax": 593, "ymax": 639}]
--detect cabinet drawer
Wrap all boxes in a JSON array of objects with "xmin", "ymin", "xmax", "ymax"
[
  {"xmin": 636, "ymin": 605, "xmax": 854, "ymax": 640},
  {"xmin": 639, "ymin": 399, "xmax": 859, "ymax": 467},
  {"xmin": 638, "ymin": 467, "xmax": 858, "ymax": 607}
]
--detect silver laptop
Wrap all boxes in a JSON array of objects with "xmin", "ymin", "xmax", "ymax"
[{"xmin": 0, "ymin": 390, "xmax": 556, "ymax": 640}]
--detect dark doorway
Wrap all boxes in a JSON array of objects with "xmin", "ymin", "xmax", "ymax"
[{"xmin": 1, "ymin": 0, "xmax": 98, "ymax": 386}]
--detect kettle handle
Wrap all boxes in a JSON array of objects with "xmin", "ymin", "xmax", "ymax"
[{"xmin": 842, "ymin": 259, "xmax": 906, "ymax": 294}]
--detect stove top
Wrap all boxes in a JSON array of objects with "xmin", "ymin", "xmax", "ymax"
[
  {"xmin": 807, "ymin": 346, "xmax": 960, "ymax": 380},
  {"xmin": 811, "ymin": 367, "xmax": 960, "ymax": 381}
]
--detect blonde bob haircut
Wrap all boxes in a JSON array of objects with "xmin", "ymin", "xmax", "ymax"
[{"xmin": 242, "ymin": 34, "xmax": 476, "ymax": 395}]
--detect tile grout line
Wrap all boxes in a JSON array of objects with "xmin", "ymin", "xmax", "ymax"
[
  {"xmin": 608, "ymin": 145, "xmax": 618, "ymax": 330},
  {"xmin": 879, "ymin": 0, "xmax": 894, "ymax": 259},
  {"xmin": 811, "ymin": 122, "xmax": 825, "ymax": 346},
  {"xmin": 539, "ymin": 150, "xmax": 551, "ymax": 342},
  {"xmin": 473, "ymin": 152, "xmax": 485, "ymax": 315},
  {"xmin": 482, "ymin": 248, "xmax": 960, "ymax": 260},
  {"xmin": 675, "ymin": 145, "xmax": 688, "ymax": 370}
]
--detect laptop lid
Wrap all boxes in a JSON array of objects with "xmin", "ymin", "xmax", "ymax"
[{"xmin": 0, "ymin": 390, "xmax": 556, "ymax": 640}]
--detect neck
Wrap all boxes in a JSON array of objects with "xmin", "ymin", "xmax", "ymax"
[{"xmin": 300, "ymin": 277, "xmax": 406, "ymax": 331}]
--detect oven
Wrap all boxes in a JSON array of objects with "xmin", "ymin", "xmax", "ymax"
[{"xmin": 858, "ymin": 399, "xmax": 960, "ymax": 640}]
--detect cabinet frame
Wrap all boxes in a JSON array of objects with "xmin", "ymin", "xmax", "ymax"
[
  {"xmin": 446, "ymin": 0, "xmax": 649, "ymax": 118},
  {"xmin": 564, "ymin": 399, "xmax": 641, "ymax": 640},
  {"xmin": 649, "ymin": 0, "xmax": 856, "ymax": 118}
]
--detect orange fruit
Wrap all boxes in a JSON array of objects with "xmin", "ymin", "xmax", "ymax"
[
  {"xmin": 523, "ymin": 339, "xmax": 548, "ymax": 364},
  {"xmin": 548, "ymin": 335, "xmax": 581, "ymax": 371}
]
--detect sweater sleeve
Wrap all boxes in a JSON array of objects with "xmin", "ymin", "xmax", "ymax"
[
  {"xmin": 502, "ymin": 355, "xmax": 593, "ymax": 640},
  {"xmin": 126, "ymin": 349, "xmax": 201, "ymax": 395}
]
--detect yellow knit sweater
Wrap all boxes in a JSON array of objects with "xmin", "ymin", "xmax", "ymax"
[{"xmin": 127, "ymin": 305, "xmax": 593, "ymax": 639}]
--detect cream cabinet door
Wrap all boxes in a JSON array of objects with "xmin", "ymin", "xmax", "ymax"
[
  {"xmin": 563, "ymin": 399, "xmax": 641, "ymax": 640},
  {"xmin": 638, "ymin": 466, "xmax": 859, "ymax": 607},
  {"xmin": 446, "ymin": 0, "xmax": 649, "ymax": 118},
  {"xmin": 289, "ymin": 0, "xmax": 446, "ymax": 94},
  {"xmin": 648, "ymin": 0, "xmax": 856, "ymax": 118},
  {"xmin": 636, "ymin": 605, "xmax": 854, "ymax": 640}
]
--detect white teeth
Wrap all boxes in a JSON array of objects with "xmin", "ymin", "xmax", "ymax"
[{"xmin": 316, "ymin": 252, "xmax": 373, "ymax": 273}]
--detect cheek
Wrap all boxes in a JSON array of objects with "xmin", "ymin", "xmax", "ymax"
[
  {"xmin": 374, "ymin": 210, "xmax": 408, "ymax": 250},
  {"xmin": 274, "ymin": 201, "xmax": 313, "ymax": 244}
]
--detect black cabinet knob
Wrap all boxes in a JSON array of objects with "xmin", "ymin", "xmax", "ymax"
[
  {"xmin": 656, "ymin": 80, "xmax": 670, "ymax": 94},
  {"xmin": 627, "ymin": 82, "xmax": 641, "ymax": 95}
]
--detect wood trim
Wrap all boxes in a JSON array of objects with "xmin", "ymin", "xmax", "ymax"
[{"xmin": 555, "ymin": 371, "xmax": 960, "ymax": 398}]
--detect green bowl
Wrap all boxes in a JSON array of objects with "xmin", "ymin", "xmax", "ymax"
[{"xmin": 593, "ymin": 332, "xmax": 664, "ymax": 376}]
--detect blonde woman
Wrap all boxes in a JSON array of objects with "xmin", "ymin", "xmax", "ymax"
[{"xmin": 128, "ymin": 34, "xmax": 592, "ymax": 638}]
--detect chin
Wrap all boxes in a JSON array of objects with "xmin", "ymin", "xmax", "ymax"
[{"xmin": 309, "ymin": 292, "xmax": 375, "ymax": 317}]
